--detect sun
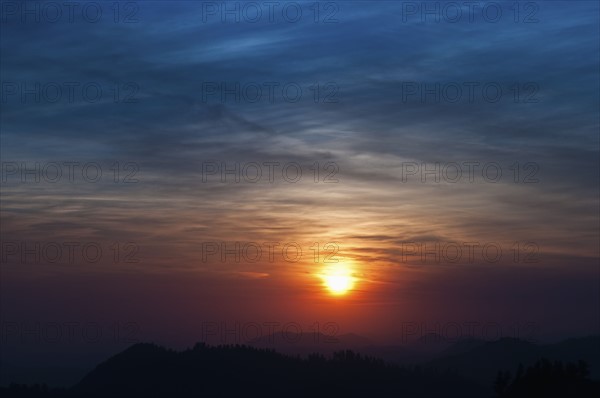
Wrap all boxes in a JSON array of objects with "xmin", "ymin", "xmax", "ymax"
[{"xmin": 321, "ymin": 263, "xmax": 355, "ymax": 295}]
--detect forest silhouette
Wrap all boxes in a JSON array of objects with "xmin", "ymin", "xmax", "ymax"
[{"xmin": 2, "ymin": 341, "xmax": 599, "ymax": 397}]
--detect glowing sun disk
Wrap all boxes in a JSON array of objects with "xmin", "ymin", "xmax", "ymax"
[{"xmin": 321, "ymin": 264, "xmax": 355, "ymax": 295}]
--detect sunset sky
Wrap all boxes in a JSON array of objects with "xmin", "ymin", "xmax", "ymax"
[{"xmin": 1, "ymin": 1, "xmax": 599, "ymax": 377}]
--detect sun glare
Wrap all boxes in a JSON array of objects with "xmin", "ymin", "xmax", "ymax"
[{"xmin": 321, "ymin": 263, "xmax": 355, "ymax": 295}]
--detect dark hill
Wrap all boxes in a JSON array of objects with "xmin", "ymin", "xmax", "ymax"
[{"xmin": 71, "ymin": 342, "xmax": 484, "ymax": 397}]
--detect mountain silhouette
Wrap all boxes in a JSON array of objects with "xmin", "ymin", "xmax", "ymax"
[
  {"xmin": 245, "ymin": 331, "xmax": 372, "ymax": 356},
  {"xmin": 2, "ymin": 336, "xmax": 598, "ymax": 397},
  {"xmin": 440, "ymin": 337, "xmax": 487, "ymax": 357},
  {"xmin": 19, "ymin": 342, "xmax": 484, "ymax": 397}
]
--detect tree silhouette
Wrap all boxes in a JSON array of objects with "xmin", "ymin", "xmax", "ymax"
[{"xmin": 495, "ymin": 359, "xmax": 599, "ymax": 398}]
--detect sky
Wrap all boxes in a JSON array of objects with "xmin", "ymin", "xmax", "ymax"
[{"xmin": 0, "ymin": 0, "xmax": 599, "ymax": 385}]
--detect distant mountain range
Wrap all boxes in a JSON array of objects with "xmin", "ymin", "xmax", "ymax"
[
  {"xmin": 245, "ymin": 331, "xmax": 600, "ymax": 385},
  {"xmin": 246, "ymin": 331, "xmax": 372, "ymax": 354},
  {"xmin": 246, "ymin": 331, "xmax": 600, "ymax": 377}
]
